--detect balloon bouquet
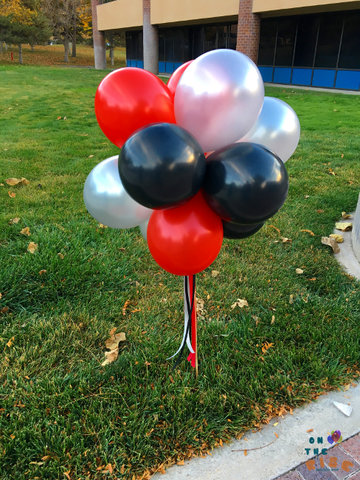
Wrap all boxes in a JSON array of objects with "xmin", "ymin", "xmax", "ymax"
[{"xmin": 84, "ymin": 49, "xmax": 300, "ymax": 373}]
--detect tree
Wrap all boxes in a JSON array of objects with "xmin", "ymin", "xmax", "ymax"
[
  {"xmin": 0, "ymin": 0, "xmax": 51, "ymax": 63},
  {"xmin": 41, "ymin": 0, "xmax": 81, "ymax": 62}
]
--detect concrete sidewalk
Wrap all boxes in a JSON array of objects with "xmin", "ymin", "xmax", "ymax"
[{"xmin": 152, "ymin": 383, "xmax": 360, "ymax": 480}]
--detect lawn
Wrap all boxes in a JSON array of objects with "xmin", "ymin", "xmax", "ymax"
[
  {"xmin": 0, "ymin": 64, "xmax": 360, "ymax": 480},
  {"xmin": 0, "ymin": 43, "xmax": 126, "ymax": 67}
]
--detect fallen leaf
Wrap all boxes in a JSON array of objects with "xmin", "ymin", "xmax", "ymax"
[
  {"xmin": 268, "ymin": 225, "xmax": 281, "ymax": 234},
  {"xmin": 63, "ymin": 116, "xmax": 67, "ymax": 120},
  {"xmin": 98, "ymin": 223, "xmax": 108, "ymax": 228},
  {"xmin": 9, "ymin": 217, "xmax": 20, "ymax": 224},
  {"xmin": 281, "ymin": 237, "xmax": 292, "ymax": 243},
  {"xmin": 101, "ymin": 464, "xmax": 113, "ymax": 474},
  {"xmin": 244, "ymin": 450, "xmax": 248, "ymax": 456},
  {"xmin": 341, "ymin": 154, "xmax": 344, "ymax": 159},
  {"xmin": 20, "ymin": 227, "xmax": 31, "ymax": 236},
  {"xmin": 211, "ymin": 270, "xmax": 220, "ymax": 277},
  {"xmin": 231, "ymin": 298, "xmax": 248, "ymax": 309},
  {"xmin": 57, "ymin": 252, "xmax": 64, "ymax": 259},
  {"xmin": 329, "ymin": 233, "xmax": 344, "ymax": 243},
  {"xmin": 88, "ymin": 154, "xmax": 94, "ymax": 158},
  {"xmin": 10, "ymin": 434, "xmax": 15, "ymax": 439},
  {"xmin": 335, "ymin": 222, "xmax": 352, "ymax": 232},
  {"xmin": 304, "ymin": 195, "xmax": 310, "ymax": 199},
  {"xmin": 56, "ymin": 116, "xmax": 62, "ymax": 120},
  {"xmin": 274, "ymin": 432, "xmax": 279, "ymax": 438},
  {"xmin": 41, "ymin": 455, "xmax": 51, "ymax": 462},
  {"xmin": 317, "ymin": 209, "xmax": 324, "ymax": 214},
  {"xmin": 122, "ymin": 300, "xmax": 130, "ymax": 316},
  {"xmin": 301, "ymin": 229, "xmax": 315, "ymax": 236},
  {"xmin": 1, "ymin": 306, "xmax": 9, "ymax": 314},
  {"xmin": 6, "ymin": 336, "xmax": 14, "ymax": 347},
  {"xmin": 8, "ymin": 191, "xmax": 16, "ymax": 198},
  {"xmin": 6, "ymin": 177, "xmax": 29, "ymax": 186},
  {"xmin": 328, "ymin": 168, "xmax": 336, "ymax": 176},
  {"xmin": 342, "ymin": 211, "xmax": 351, "ymax": 219},
  {"xmin": 321, "ymin": 236, "xmax": 340, "ymax": 254},
  {"xmin": 102, "ymin": 330, "xmax": 126, "ymax": 366},
  {"xmin": 296, "ymin": 268, "xmax": 304, "ymax": 274},
  {"xmin": 289, "ymin": 294, "xmax": 294, "ymax": 304},
  {"xmin": 307, "ymin": 428, "xmax": 314, "ymax": 433},
  {"xmin": 27, "ymin": 242, "xmax": 38, "ymax": 254},
  {"xmin": 177, "ymin": 460, "xmax": 185, "ymax": 466},
  {"xmin": 64, "ymin": 471, "xmax": 71, "ymax": 480},
  {"xmin": 0, "ymin": 293, "xmax": 2, "ymax": 299},
  {"xmin": 261, "ymin": 341, "xmax": 274, "ymax": 353},
  {"xmin": 38, "ymin": 269, "xmax": 47, "ymax": 275},
  {"xmin": 105, "ymin": 331, "xmax": 126, "ymax": 351},
  {"xmin": 271, "ymin": 315, "xmax": 275, "ymax": 324}
]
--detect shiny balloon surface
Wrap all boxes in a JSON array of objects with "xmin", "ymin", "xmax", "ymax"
[
  {"xmin": 119, "ymin": 123, "xmax": 206, "ymax": 209},
  {"xmin": 84, "ymin": 156, "xmax": 152, "ymax": 229},
  {"xmin": 203, "ymin": 143, "xmax": 288, "ymax": 224}
]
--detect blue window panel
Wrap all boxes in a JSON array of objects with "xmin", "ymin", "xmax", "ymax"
[
  {"xmin": 312, "ymin": 69, "xmax": 336, "ymax": 88},
  {"xmin": 258, "ymin": 66, "xmax": 273, "ymax": 83},
  {"xmin": 273, "ymin": 67, "xmax": 292, "ymax": 84},
  {"xmin": 165, "ymin": 62, "xmax": 174, "ymax": 73},
  {"xmin": 159, "ymin": 61, "xmax": 166, "ymax": 73},
  {"xmin": 292, "ymin": 68, "xmax": 312, "ymax": 86},
  {"xmin": 135, "ymin": 60, "xmax": 144, "ymax": 69},
  {"xmin": 335, "ymin": 70, "xmax": 360, "ymax": 91},
  {"xmin": 173, "ymin": 62, "xmax": 182, "ymax": 71},
  {"xmin": 126, "ymin": 59, "xmax": 131, "ymax": 67}
]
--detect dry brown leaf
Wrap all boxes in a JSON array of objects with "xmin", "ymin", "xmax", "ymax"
[
  {"xmin": 296, "ymin": 268, "xmax": 304, "ymax": 274},
  {"xmin": 102, "ymin": 330, "xmax": 126, "ymax": 366},
  {"xmin": 342, "ymin": 211, "xmax": 351, "ymax": 219},
  {"xmin": 244, "ymin": 450, "xmax": 248, "ymax": 456},
  {"xmin": 289, "ymin": 294, "xmax": 294, "ymax": 304},
  {"xmin": 306, "ymin": 428, "xmax": 314, "ymax": 433},
  {"xmin": 39, "ymin": 269, "xmax": 47, "ymax": 275},
  {"xmin": 122, "ymin": 299, "xmax": 130, "ymax": 316},
  {"xmin": 321, "ymin": 236, "xmax": 340, "ymax": 254},
  {"xmin": 231, "ymin": 298, "xmax": 248, "ymax": 309},
  {"xmin": 268, "ymin": 224, "xmax": 281, "ymax": 234},
  {"xmin": 271, "ymin": 315, "xmax": 275, "ymax": 324},
  {"xmin": 56, "ymin": 116, "xmax": 62, "ymax": 120},
  {"xmin": 335, "ymin": 222, "xmax": 352, "ymax": 232},
  {"xmin": 261, "ymin": 341, "xmax": 274, "ymax": 354},
  {"xmin": 1, "ymin": 306, "xmax": 9, "ymax": 314},
  {"xmin": 301, "ymin": 229, "xmax": 315, "ymax": 236},
  {"xmin": 105, "ymin": 331, "xmax": 126, "ymax": 351},
  {"xmin": 9, "ymin": 217, "xmax": 20, "ymax": 224},
  {"xmin": 274, "ymin": 432, "xmax": 279, "ymax": 438},
  {"xmin": 281, "ymin": 237, "xmax": 291, "ymax": 243},
  {"xmin": 8, "ymin": 191, "xmax": 16, "ymax": 198},
  {"xmin": 329, "ymin": 233, "xmax": 344, "ymax": 243},
  {"xmin": 6, "ymin": 177, "xmax": 29, "ymax": 186},
  {"xmin": 57, "ymin": 252, "xmax": 64, "ymax": 259},
  {"xmin": 98, "ymin": 223, "xmax": 108, "ymax": 228},
  {"xmin": 177, "ymin": 460, "xmax": 185, "ymax": 466},
  {"xmin": 328, "ymin": 168, "xmax": 336, "ymax": 176},
  {"xmin": 0, "ymin": 293, "xmax": 2, "ymax": 300},
  {"xmin": 27, "ymin": 242, "xmax": 38, "ymax": 254},
  {"xmin": 120, "ymin": 465, "xmax": 125, "ymax": 474},
  {"xmin": 6, "ymin": 337, "xmax": 14, "ymax": 348},
  {"xmin": 20, "ymin": 227, "xmax": 31, "ymax": 236},
  {"xmin": 211, "ymin": 270, "xmax": 220, "ymax": 277}
]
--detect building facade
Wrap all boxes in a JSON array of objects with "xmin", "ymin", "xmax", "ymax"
[{"xmin": 97, "ymin": 0, "xmax": 360, "ymax": 91}]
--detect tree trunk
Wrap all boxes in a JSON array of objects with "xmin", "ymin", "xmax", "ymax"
[
  {"xmin": 72, "ymin": 17, "xmax": 77, "ymax": 57},
  {"xmin": 64, "ymin": 36, "xmax": 69, "ymax": 63},
  {"xmin": 0, "ymin": 42, "xmax": 3, "ymax": 54},
  {"xmin": 18, "ymin": 44, "xmax": 23, "ymax": 64},
  {"xmin": 31, "ymin": 44, "xmax": 35, "ymax": 51}
]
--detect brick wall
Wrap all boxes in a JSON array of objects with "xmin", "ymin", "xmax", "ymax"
[{"xmin": 236, "ymin": 0, "xmax": 260, "ymax": 64}]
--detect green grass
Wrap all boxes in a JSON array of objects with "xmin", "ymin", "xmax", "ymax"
[{"xmin": 0, "ymin": 65, "xmax": 360, "ymax": 480}]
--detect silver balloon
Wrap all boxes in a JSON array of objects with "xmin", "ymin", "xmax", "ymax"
[
  {"xmin": 139, "ymin": 218, "xmax": 149, "ymax": 241},
  {"xmin": 84, "ymin": 156, "xmax": 152, "ymax": 229},
  {"xmin": 174, "ymin": 49, "xmax": 264, "ymax": 153},
  {"xmin": 240, "ymin": 97, "xmax": 300, "ymax": 163}
]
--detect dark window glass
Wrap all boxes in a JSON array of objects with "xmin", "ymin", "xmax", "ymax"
[
  {"xmin": 258, "ymin": 19, "xmax": 277, "ymax": 66},
  {"xmin": 204, "ymin": 26, "xmax": 218, "ymax": 52},
  {"xmin": 315, "ymin": 14, "xmax": 343, "ymax": 67},
  {"xmin": 190, "ymin": 26, "xmax": 204, "ymax": 59},
  {"xmin": 294, "ymin": 16, "xmax": 318, "ymax": 67},
  {"xmin": 275, "ymin": 18, "xmax": 296, "ymax": 66},
  {"xmin": 228, "ymin": 24, "xmax": 237, "ymax": 50},
  {"xmin": 159, "ymin": 34, "xmax": 165, "ymax": 62},
  {"xmin": 126, "ymin": 31, "xmax": 143, "ymax": 60},
  {"xmin": 338, "ymin": 13, "xmax": 360, "ymax": 69}
]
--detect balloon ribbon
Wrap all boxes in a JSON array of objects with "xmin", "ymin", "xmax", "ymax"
[{"xmin": 167, "ymin": 275, "xmax": 198, "ymax": 375}]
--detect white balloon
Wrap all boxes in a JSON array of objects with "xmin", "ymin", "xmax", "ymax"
[
  {"xmin": 174, "ymin": 49, "xmax": 264, "ymax": 153},
  {"xmin": 84, "ymin": 156, "xmax": 152, "ymax": 229},
  {"xmin": 240, "ymin": 97, "xmax": 300, "ymax": 162},
  {"xmin": 139, "ymin": 218, "xmax": 149, "ymax": 241}
]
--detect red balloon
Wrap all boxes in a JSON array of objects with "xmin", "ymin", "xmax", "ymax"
[
  {"xmin": 147, "ymin": 192, "xmax": 223, "ymax": 276},
  {"xmin": 95, "ymin": 68, "xmax": 175, "ymax": 148},
  {"xmin": 167, "ymin": 61, "xmax": 193, "ymax": 98}
]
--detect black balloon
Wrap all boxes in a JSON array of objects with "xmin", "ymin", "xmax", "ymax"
[
  {"xmin": 222, "ymin": 220, "xmax": 264, "ymax": 239},
  {"xmin": 203, "ymin": 142, "xmax": 288, "ymax": 224},
  {"xmin": 119, "ymin": 123, "xmax": 206, "ymax": 209}
]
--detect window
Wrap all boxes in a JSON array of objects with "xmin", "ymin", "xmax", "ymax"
[
  {"xmin": 294, "ymin": 16, "xmax": 318, "ymax": 67},
  {"xmin": 258, "ymin": 19, "xmax": 277, "ymax": 66},
  {"xmin": 315, "ymin": 14, "xmax": 343, "ymax": 68},
  {"xmin": 275, "ymin": 18, "xmax": 296, "ymax": 66},
  {"xmin": 338, "ymin": 12, "xmax": 360, "ymax": 69},
  {"xmin": 126, "ymin": 31, "xmax": 143, "ymax": 60}
]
